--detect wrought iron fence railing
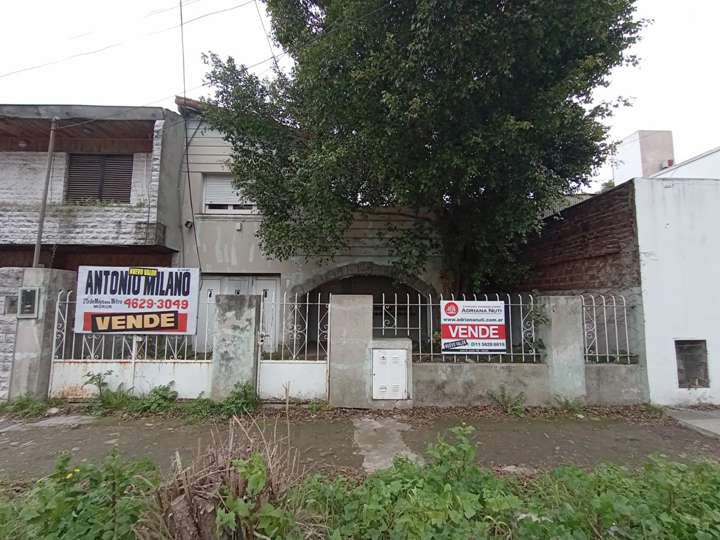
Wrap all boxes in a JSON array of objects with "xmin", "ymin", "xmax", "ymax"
[
  {"xmin": 259, "ymin": 293, "xmax": 330, "ymax": 362},
  {"xmin": 52, "ymin": 290, "xmax": 215, "ymax": 362},
  {"xmin": 581, "ymin": 294, "xmax": 637, "ymax": 364},
  {"xmin": 374, "ymin": 293, "xmax": 543, "ymax": 363}
]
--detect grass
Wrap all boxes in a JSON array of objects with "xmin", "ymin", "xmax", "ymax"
[{"xmin": 0, "ymin": 395, "xmax": 62, "ymax": 419}]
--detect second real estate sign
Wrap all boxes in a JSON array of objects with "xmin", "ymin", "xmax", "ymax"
[
  {"xmin": 440, "ymin": 300, "xmax": 507, "ymax": 354},
  {"xmin": 73, "ymin": 266, "xmax": 200, "ymax": 334}
]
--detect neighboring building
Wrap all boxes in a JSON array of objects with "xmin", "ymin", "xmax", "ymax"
[
  {"xmin": 652, "ymin": 145, "xmax": 720, "ymax": 179},
  {"xmin": 612, "ymin": 130, "xmax": 675, "ymax": 183},
  {"xmin": 0, "ymin": 104, "xmax": 186, "ymax": 269},
  {"xmin": 521, "ymin": 176, "xmax": 720, "ymax": 405}
]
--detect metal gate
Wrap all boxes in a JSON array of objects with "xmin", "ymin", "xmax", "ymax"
[
  {"xmin": 256, "ymin": 293, "xmax": 330, "ymax": 401},
  {"xmin": 49, "ymin": 290, "xmax": 215, "ymax": 399}
]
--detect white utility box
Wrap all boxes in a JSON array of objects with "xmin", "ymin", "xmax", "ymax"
[{"xmin": 372, "ymin": 349, "xmax": 408, "ymax": 400}]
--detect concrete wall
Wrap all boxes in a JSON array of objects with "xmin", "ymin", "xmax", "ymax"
[
  {"xmin": 180, "ymin": 119, "xmax": 443, "ymax": 295},
  {"xmin": 414, "ymin": 363, "xmax": 551, "ymax": 406},
  {"xmin": 211, "ymin": 294, "xmax": 260, "ymax": 399},
  {"xmin": 0, "ymin": 268, "xmax": 76, "ymax": 400},
  {"xmin": 635, "ymin": 177, "xmax": 720, "ymax": 404},
  {"xmin": 585, "ymin": 364, "xmax": 649, "ymax": 405},
  {"xmin": 519, "ymin": 182, "xmax": 641, "ymax": 291},
  {"xmin": 257, "ymin": 360, "xmax": 327, "ymax": 401}
]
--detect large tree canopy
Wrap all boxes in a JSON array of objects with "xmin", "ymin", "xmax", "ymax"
[{"xmin": 203, "ymin": 0, "xmax": 643, "ymax": 291}]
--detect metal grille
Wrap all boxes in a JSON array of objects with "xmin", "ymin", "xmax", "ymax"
[
  {"xmin": 259, "ymin": 293, "xmax": 330, "ymax": 361},
  {"xmin": 374, "ymin": 293, "xmax": 543, "ymax": 363},
  {"xmin": 581, "ymin": 294, "xmax": 636, "ymax": 364},
  {"xmin": 52, "ymin": 290, "xmax": 215, "ymax": 362}
]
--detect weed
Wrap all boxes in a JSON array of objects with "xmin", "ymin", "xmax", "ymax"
[
  {"xmin": 554, "ymin": 395, "xmax": 585, "ymax": 414},
  {"xmin": 0, "ymin": 395, "xmax": 58, "ymax": 418},
  {"xmin": 217, "ymin": 382, "xmax": 259, "ymax": 418},
  {"xmin": 307, "ymin": 400, "xmax": 326, "ymax": 415},
  {"xmin": 488, "ymin": 386, "xmax": 526, "ymax": 416},
  {"xmin": 128, "ymin": 384, "xmax": 178, "ymax": 414},
  {"xmin": 0, "ymin": 451, "xmax": 157, "ymax": 540}
]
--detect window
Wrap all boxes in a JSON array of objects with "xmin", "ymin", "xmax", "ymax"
[
  {"xmin": 65, "ymin": 154, "xmax": 133, "ymax": 203},
  {"xmin": 675, "ymin": 340, "xmax": 709, "ymax": 388},
  {"xmin": 203, "ymin": 175, "xmax": 256, "ymax": 214}
]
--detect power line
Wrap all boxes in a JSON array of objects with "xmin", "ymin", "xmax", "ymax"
[
  {"xmin": 179, "ymin": 0, "xmax": 204, "ymax": 273},
  {"xmin": 254, "ymin": 0, "xmax": 279, "ymax": 71},
  {"xmin": 0, "ymin": 1, "xmax": 255, "ymax": 80}
]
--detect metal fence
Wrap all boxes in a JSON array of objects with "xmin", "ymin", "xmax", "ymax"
[
  {"xmin": 581, "ymin": 294, "xmax": 636, "ymax": 364},
  {"xmin": 374, "ymin": 293, "xmax": 543, "ymax": 363},
  {"xmin": 52, "ymin": 290, "xmax": 215, "ymax": 362},
  {"xmin": 259, "ymin": 293, "xmax": 330, "ymax": 361}
]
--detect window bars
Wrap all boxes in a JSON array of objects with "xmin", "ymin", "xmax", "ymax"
[
  {"xmin": 52, "ymin": 290, "xmax": 215, "ymax": 362},
  {"xmin": 581, "ymin": 294, "xmax": 635, "ymax": 364},
  {"xmin": 373, "ymin": 293, "xmax": 543, "ymax": 363},
  {"xmin": 259, "ymin": 292, "xmax": 330, "ymax": 361}
]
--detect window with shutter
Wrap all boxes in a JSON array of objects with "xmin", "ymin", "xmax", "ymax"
[
  {"xmin": 203, "ymin": 175, "xmax": 256, "ymax": 214},
  {"xmin": 65, "ymin": 154, "xmax": 133, "ymax": 203}
]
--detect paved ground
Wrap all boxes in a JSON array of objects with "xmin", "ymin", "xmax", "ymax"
[
  {"xmin": 668, "ymin": 407, "xmax": 720, "ymax": 439},
  {"xmin": 2, "ymin": 408, "xmax": 720, "ymax": 482}
]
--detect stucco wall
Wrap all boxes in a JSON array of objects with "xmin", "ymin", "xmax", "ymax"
[
  {"xmin": 652, "ymin": 148, "xmax": 720, "ymax": 179},
  {"xmin": 635, "ymin": 177, "xmax": 720, "ymax": 404}
]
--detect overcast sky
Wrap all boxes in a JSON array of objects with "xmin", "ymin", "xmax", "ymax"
[{"xmin": 1, "ymin": 0, "xmax": 718, "ymax": 190}]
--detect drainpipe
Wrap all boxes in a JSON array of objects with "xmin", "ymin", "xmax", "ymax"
[{"xmin": 32, "ymin": 117, "xmax": 59, "ymax": 268}]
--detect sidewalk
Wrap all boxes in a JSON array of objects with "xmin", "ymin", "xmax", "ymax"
[{"xmin": 668, "ymin": 408, "xmax": 720, "ymax": 439}]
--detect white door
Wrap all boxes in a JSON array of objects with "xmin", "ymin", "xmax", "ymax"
[{"xmin": 195, "ymin": 276, "xmax": 279, "ymax": 355}]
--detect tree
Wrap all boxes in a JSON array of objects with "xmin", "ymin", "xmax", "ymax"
[
  {"xmin": 202, "ymin": 0, "xmax": 643, "ymax": 291},
  {"xmin": 600, "ymin": 179, "xmax": 616, "ymax": 192}
]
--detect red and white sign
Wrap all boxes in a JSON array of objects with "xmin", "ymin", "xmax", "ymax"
[
  {"xmin": 440, "ymin": 300, "xmax": 506, "ymax": 354},
  {"xmin": 73, "ymin": 266, "xmax": 200, "ymax": 334}
]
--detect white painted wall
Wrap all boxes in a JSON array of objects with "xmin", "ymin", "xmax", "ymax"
[
  {"xmin": 634, "ymin": 177, "xmax": 720, "ymax": 404},
  {"xmin": 653, "ymin": 147, "xmax": 720, "ymax": 179},
  {"xmin": 257, "ymin": 360, "xmax": 327, "ymax": 401}
]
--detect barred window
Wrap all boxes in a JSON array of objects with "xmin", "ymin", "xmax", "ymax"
[
  {"xmin": 675, "ymin": 340, "xmax": 709, "ymax": 388},
  {"xmin": 65, "ymin": 154, "xmax": 133, "ymax": 203}
]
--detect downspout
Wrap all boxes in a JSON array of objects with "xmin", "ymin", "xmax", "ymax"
[{"xmin": 32, "ymin": 117, "xmax": 59, "ymax": 267}]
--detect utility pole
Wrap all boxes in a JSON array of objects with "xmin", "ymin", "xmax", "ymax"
[{"xmin": 32, "ymin": 117, "xmax": 59, "ymax": 268}]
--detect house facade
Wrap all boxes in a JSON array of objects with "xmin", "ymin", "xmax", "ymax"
[{"xmin": 0, "ymin": 104, "xmax": 186, "ymax": 269}]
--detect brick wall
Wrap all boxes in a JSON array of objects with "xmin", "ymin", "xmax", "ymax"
[
  {"xmin": 0, "ymin": 268, "xmax": 22, "ymax": 400},
  {"xmin": 519, "ymin": 181, "xmax": 641, "ymax": 291},
  {"xmin": 0, "ymin": 119, "xmax": 166, "ymax": 249}
]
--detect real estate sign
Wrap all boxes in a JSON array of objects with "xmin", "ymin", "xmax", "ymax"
[
  {"xmin": 440, "ymin": 300, "xmax": 507, "ymax": 354},
  {"xmin": 73, "ymin": 266, "xmax": 200, "ymax": 334}
]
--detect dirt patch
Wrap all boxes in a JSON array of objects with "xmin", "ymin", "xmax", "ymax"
[{"xmin": 1, "ymin": 408, "xmax": 718, "ymax": 483}]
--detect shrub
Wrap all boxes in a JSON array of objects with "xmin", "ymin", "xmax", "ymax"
[
  {"xmin": 217, "ymin": 382, "xmax": 259, "ymax": 418},
  {"xmin": 0, "ymin": 451, "xmax": 157, "ymax": 540}
]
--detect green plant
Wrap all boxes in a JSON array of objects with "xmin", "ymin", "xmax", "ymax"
[
  {"xmin": 0, "ymin": 451, "xmax": 157, "ymax": 540},
  {"xmin": 554, "ymin": 395, "xmax": 585, "ymax": 414},
  {"xmin": 307, "ymin": 400, "xmax": 326, "ymax": 415},
  {"xmin": 83, "ymin": 370, "xmax": 135, "ymax": 415},
  {"xmin": 488, "ymin": 386, "xmax": 527, "ymax": 416},
  {"xmin": 128, "ymin": 384, "xmax": 179, "ymax": 414},
  {"xmin": 217, "ymin": 382, "xmax": 259, "ymax": 418},
  {"xmin": 216, "ymin": 453, "xmax": 301, "ymax": 538},
  {"xmin": 0, "ymin": 395, "xmax": 56, "ymax": 418}
]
